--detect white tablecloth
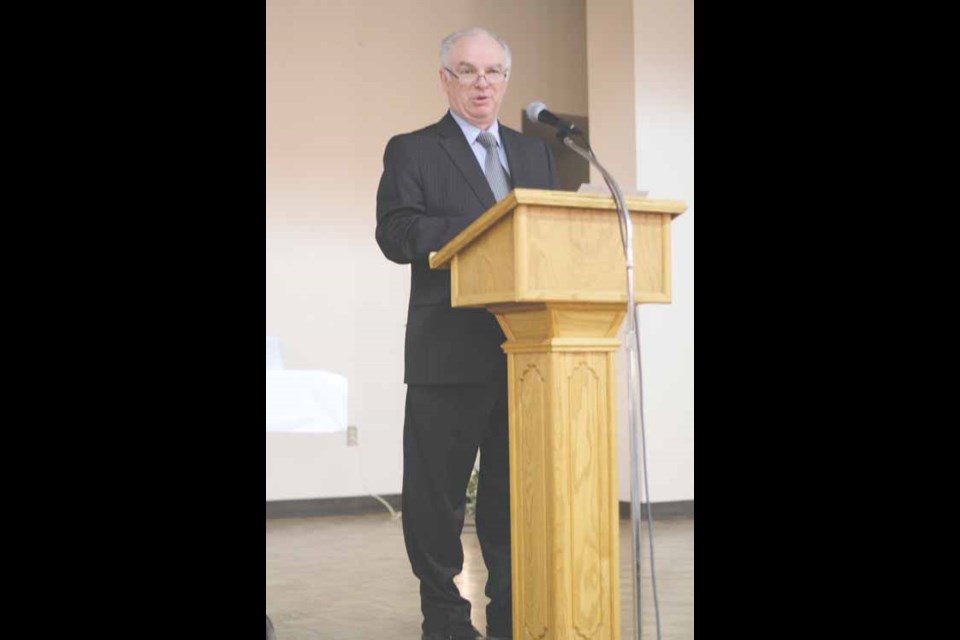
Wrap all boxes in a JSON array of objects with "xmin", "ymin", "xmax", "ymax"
[{"xmin": 266, "ymin": 370, "xmax": 347, "ymax": 433}]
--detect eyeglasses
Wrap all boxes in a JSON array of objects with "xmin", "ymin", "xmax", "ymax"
[{"xmin": 444, "ymin": 66, "xmax": 509, "ymax": 86}]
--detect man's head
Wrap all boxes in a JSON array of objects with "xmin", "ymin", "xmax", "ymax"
[{"xmin": 439, "ymin": 28, "xmax": 511, "ymax": 130}]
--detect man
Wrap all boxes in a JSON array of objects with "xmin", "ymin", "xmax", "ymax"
[{"xmin": 376, "ymin": 27, "xmax": 559, "ymax": 640}]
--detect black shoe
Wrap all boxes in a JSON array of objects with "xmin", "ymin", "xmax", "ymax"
[
  {"xmin": 450, "ymin": 625, "xmax": 484, "ymax": 639},
  {"xmin": 421, "ymin": 628, "xmax": 484, "ymax": 640}
]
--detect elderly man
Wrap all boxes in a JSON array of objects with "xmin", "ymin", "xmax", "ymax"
[{"xmin": 376, "ymin": 27, "xmax": 559, "ymax": 640}]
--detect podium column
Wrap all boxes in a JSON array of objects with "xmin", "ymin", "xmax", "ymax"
[{"xmin": 492, "ymin": 302, "xmax": 625, "ymax": 640}]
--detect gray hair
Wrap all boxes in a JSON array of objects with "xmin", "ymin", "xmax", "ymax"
[{"xmin": 439, "ymin": 27, "xmax": 512, "ymax": 71}]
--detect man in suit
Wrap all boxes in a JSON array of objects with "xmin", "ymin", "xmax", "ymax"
[{"xmin": 376, "ymin": 27, "xmax": 559, "ymax": 640}]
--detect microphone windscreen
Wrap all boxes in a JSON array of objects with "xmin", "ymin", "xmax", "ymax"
[{"xmin": 525, "ymin": 101, "xmax": 547, "ymax": 123}]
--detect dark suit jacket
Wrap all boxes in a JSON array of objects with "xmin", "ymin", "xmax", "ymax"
[{"xmin": 376, "ymin": 112, "xmax": 560, "ymax": 385}]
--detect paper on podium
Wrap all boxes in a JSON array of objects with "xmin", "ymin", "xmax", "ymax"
[
  {"xmin": 266, "ymin": 370, "xmax": 348, "ymax": 433},
  {"xmin": 577, "ymin": 183, "xmax": 649, "ymax": 198}
]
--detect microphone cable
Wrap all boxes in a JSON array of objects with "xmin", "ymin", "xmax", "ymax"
[{"xmin": 558, "ymin": 130, "xmax": 663, "ymax": 640}]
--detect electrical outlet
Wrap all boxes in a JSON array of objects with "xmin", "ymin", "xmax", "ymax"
[{"xmin": 347, "ymin": 425, "xmax": 358, "ymax": 447}]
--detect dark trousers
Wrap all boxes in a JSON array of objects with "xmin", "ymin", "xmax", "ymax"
[{"xmin": 402, "ymin": 377, "xmax": 512, "ymax": 636}]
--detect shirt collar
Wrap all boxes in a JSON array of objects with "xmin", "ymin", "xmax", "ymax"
[{"xmin": 449, "ymin": 109, "xmax": 501, "ymax": 147}]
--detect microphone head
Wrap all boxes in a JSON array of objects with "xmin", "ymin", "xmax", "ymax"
[{"xmin": 525, "ymin": 101, "xmax": 547, "ymax": 123}]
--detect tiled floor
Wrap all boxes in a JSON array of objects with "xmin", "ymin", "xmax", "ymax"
[{"xmin": 266, "ymin": 512, "xmax": 693, "ymax": 639}]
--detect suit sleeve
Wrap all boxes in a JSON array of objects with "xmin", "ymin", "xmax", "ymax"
[{"xmin": 375, "ymin": 136, "xmax": 471, "ymax": 265}]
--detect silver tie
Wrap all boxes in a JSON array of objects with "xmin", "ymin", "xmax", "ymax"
[{"xmin": 476, "ymin": 131, "xmax": 511, "ymax": 201}]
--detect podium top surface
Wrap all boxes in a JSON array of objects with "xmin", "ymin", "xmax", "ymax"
[{"xmin": 429, "ymin": 188, "xmax": 686, "ymax": 270}]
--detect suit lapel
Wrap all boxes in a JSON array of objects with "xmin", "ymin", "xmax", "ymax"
[{"xmin": 437, "ymin": 113, "xmax": 497, "ymax": 210}]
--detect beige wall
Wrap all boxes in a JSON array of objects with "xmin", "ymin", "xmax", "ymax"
[
  {"xmin": 266, "ymin": 0, "xmax": 588, "ymax": 500},
  {"xmin": 266, "ymin": 0, "xmax": 694, "ymax": 506},
  {"xmin": 631, "ymin": 0, "xmax": 694, "ymax": 503},
  {"xmin": 586, "ymin": 0, "xmax": 637, "ymax": 191},
  {"xmin": 573, "ymin": 0, "xmax": 695, "ymax": 503}
]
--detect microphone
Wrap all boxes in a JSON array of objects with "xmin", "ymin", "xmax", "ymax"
[{"xmin": 524, "ymin": 101, "xmax": 581, "ymax": 135}]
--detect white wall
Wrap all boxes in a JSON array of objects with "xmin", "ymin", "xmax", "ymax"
[
  {"xmin": 266, "ymin": 0, "xmax": 588, "ymax": 500},
  {"xmin": 631, "ymin": 0, "xmax": 694, "ymax": 502},
  {"xmin": 586, "ymin": 0, "xmax": 694, "ymax": 503}
]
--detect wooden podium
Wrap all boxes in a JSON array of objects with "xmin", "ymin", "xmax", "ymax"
[{"xmin": 430, "ymin": 188, "xmax": 685, "ymax": 640}]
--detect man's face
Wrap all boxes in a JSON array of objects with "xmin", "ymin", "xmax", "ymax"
[{"xmin": 440, "ymin": 34, "xmax": 509, "ymax": 130}]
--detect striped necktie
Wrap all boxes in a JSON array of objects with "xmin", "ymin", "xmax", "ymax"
[{"xmin": 476, "ymin": 131, "xmax": 511, "ymax": 201}]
